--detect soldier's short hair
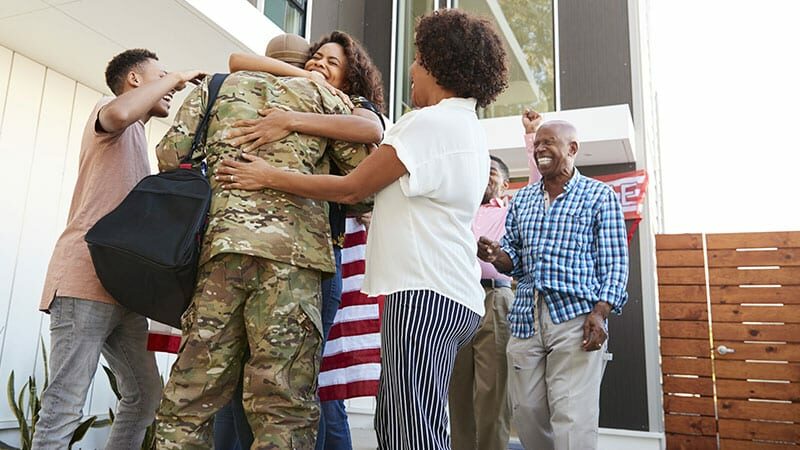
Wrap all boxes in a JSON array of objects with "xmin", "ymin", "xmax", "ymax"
[{"xmin": 105, "ymin": 49, "xmax": 158, "ymax": 96}]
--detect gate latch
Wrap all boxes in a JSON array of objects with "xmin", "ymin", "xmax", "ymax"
[{"xmin": 717, "ymin": 345, "xmax": 735, "ymax": 356}]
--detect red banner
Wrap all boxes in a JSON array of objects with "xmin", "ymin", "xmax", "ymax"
[
  {"xmin": 593, "ymin": 169, "xmax": 649, "ymax": 221},
  {"xmin": 594, "ymin": 169, "xmax": 649, "ymax": 242}
]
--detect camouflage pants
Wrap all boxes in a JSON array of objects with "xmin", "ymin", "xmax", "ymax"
[{"xmin": 156, "ymin": 253, "xmax": 323, "ymax": 450}]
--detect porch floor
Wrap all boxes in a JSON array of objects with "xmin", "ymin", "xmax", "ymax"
[{"xmin": 350, "ymin": 427, "xmax": 523, "ymax": 449}]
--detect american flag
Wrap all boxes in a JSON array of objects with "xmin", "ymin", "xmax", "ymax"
[
  {"xmin": 147, "ymin": 217, "xmax": 383, "ymax": 401},
  {"xmin": 147, "ymin": 320, "xmax": 180, "ymax": 354},
  {"xmin": 318, "ymin": 218, "xmax": 382, "ymax": 401}
]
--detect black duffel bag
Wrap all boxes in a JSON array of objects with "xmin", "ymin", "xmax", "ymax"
[{"xmin": 85, "ymin": 73, "xmax": 227, "ymax": 328}]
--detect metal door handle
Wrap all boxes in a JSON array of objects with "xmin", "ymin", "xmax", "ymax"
[{"xmin": 717, "ymin": 345, "xmax": 735, "ymax": 355}]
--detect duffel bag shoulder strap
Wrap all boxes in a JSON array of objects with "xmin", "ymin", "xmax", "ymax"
[{"xmin": 181, "ymin": 73, "xmax": 229, "ymax": 167}]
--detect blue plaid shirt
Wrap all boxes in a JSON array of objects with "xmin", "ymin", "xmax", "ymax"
[{"xmin": 501, "ymin": 170, "xmax": 629, "ymax": 338}]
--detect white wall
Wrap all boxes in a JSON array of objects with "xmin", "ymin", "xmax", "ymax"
[{"xmin": 0, "ymin": 44, "xmax": 176, "ymax": 448}]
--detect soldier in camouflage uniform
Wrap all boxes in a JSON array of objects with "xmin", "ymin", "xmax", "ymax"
[{"xmin": 154, "ymin": 70, "xmax": 370, "ymax": 449}]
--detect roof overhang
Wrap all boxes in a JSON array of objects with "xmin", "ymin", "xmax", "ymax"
[
  {"xmin": 483, "ymin": 104, "xmax": 636, "ymax": 178},
  {"xmin": 0, "ymin": 0, "xmax": 282, "ymax": 115}
]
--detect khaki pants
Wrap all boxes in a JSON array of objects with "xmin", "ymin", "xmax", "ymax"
[
  {"xmin": 156, "ymin": 254, "xmax": 322, "ymax": 450},
  {"xmin": 448, "ymin": 286, "xmax": 513, "ymax": 450},
  {"xmin": 507, "ymin": 297, "xmax": 607, "ymax": 450}
]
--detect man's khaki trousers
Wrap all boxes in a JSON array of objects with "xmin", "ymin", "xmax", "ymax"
[
  {"xmin": 448, "ymin": 286, "xmax": 513, "ymax": 450},
  {"xmin": 506, "ymin": 297, "xmax": 608, "ymax": 450}
]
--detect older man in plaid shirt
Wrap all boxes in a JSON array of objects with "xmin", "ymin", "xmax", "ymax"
[{"xmin": 478, "ymin": 120, "xmax": 629, "ymax": 450}]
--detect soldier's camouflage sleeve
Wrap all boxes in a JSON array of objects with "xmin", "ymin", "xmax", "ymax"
[
  {"xmin": 332, "ymin": 139, "xmax": 373, "ymax": 213},
  {"xmin": 317, "ymin": 87, "xmax": 374, "ymax": 212},
  {"xmin": 156, "ymin": 79, "xmax": 209, "ymax": 172}
]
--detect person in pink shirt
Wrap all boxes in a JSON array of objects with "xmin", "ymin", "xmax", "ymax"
[
  {"xmin": 448, "ymin": 155, "xmax": 514, "ymax": 450},
  {"xmin": 523, "ymin": 108, "xmax": 544, "ymax": 184}
]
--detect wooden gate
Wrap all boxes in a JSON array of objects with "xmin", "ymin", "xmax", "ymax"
[{"xmin": 657, "ymin": 232, "xmax": 800, "ymax": 450}]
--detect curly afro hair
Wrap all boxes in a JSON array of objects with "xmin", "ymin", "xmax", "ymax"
[
  {"xmin": 310, "ymin": 31, "xmax": 385, "ymax": 112},
  {"xmin": 415, "ymin": 9, "xmax": 508, "ymax": 108},
  {"xmin": 105, "ymin": 48, "xmax": 158, "ymax": 95}
]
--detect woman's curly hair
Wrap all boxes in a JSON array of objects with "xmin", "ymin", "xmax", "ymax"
[
  {"xmin": 310, "ymin": 31, "xmax": 385, "ymax": 112},
  {"xmin": 415, "ymin": 9, "xmax": 508, "ymax": 108}
]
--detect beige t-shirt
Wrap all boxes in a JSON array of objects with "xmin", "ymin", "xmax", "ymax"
[{"xmin": 39, "ymin": 98, "xmax": 150, "ymax": 311}]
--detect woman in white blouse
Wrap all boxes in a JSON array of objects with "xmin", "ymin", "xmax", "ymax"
[{"xmin": 217, "ymin": 9, "xmax": 509, "ymax": 448}]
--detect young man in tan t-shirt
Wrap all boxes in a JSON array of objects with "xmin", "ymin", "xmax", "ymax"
[{"xmin": 33, "ymin": 49, "xmax": 203, "ymax": 449}]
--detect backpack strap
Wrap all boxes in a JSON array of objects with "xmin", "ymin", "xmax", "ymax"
[{"xmin": 181, "ymin": 73, "xmax": 229, "ymax": 166}]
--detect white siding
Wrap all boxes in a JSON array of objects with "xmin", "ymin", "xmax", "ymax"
[
  {"xmin": 0, "ymin": 64, "xmax": 76, "ymax": 406},
  {"xmin": 0, "ymin": 45, "xmax": 173, "ymax": 447},
  {"xmin": 0, "ymin": 53, "xmax": 48, "ymax": 399},
  {"xmin": 0, "ymin": 46, "xmax": 12, "ymax": 129}
]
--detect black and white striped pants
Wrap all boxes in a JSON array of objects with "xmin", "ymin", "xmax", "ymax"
[{"xmin": 375, "ymin": 290, "xmax": 481, "ymax": 449}]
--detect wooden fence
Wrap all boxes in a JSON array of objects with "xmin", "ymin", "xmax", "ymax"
[{"xmin": 657, "ymin": 232, "xmax": 800, "ymax": 450}]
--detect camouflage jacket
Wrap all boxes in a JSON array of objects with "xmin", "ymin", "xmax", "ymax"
[{"xmin": 156, "ymin": 72, "xmax": 370, "ymax": 274}]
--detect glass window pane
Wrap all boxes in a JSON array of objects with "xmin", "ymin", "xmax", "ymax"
[
  {"xmin": 459, "ymin": 0, "xmax": 555, "ymax": 118},
  {"xmin": 265, "ymin": 1, "xmax": 288, "ymax": 29},
  {"xmin": 264, "ymin": 0, "xmax": 306, "ymax": 35},
  {"xmin": 284, "ymin": 5, "xmax": 305, "ymax": 35},
  {"xmin": 394, "ymin": 0, "xmax": 435, "ymax": 119},
  {"xmin": 394, "ymin": 0, "xmax": 555, "ymax": 119}
]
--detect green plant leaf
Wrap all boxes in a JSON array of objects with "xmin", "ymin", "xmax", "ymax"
[
  {"xmin": 108, "ymin": 408, "xmax": 115, "ymax": 423},
  {"xmin": 30, "ymin": 412, "xmax": 39, "ymax": 444},
  {"xmin": 18, "ymin": 418, "xmax": 30, "ymax": 450},
  {"xmin": 101, "ymin": 366, "xmax": 121, "ymax": 400},
  {"xmin": 91, "ymin": 418, "xmax": 112, "ymax": 428},
  {"xmin": 5, "ymin": 341, "xmax": 52, "ymax": 450},
  {"xmin": 7, "ymin": 373, "xmax": 28, "ymax": 436},
  {"xmin": 6, "ymin": 372, "xmax": 31, "ymax": 450},
  {"xmin": 26, "ymin": 377, "xmax": 37, "ymax": 422},
  {"xmin": 5, "ymin": 371, "xmax": 17, "ymax": 420},
  {"xmin": 68, "ymin": 415, "xmax": 97, "ymax": 449},
  {"xmin": 39, "ymin": 337, "xmax": 49, "ymax": 390},
  {"xmin": 142, "ymin": 419, "xmax": 158, "ymax": 450},
  {"xmin": 16, "ymin": 381, "xmax": 26, "ymax": 421}
]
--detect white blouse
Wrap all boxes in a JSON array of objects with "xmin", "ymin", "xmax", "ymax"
[{"xmin": 362, "ymin": 97, "xmax": 489, "ymax": 316}]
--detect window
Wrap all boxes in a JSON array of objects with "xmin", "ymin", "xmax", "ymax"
[
  {"xmin": 394, "ymin": 0, "xmax": 556, "ymax": 119},
  {"xmin": 264, "ymin": 0, "xmax": 307, "ymax": 35},
  {"xmin": 394, "ymin": 0, "xmax": 435, "ymax": 118}
]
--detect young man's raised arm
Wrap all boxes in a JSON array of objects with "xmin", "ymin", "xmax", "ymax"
[{"xmin": 99, "ymin": 70, "xmax": 205, "ymax": 134}]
